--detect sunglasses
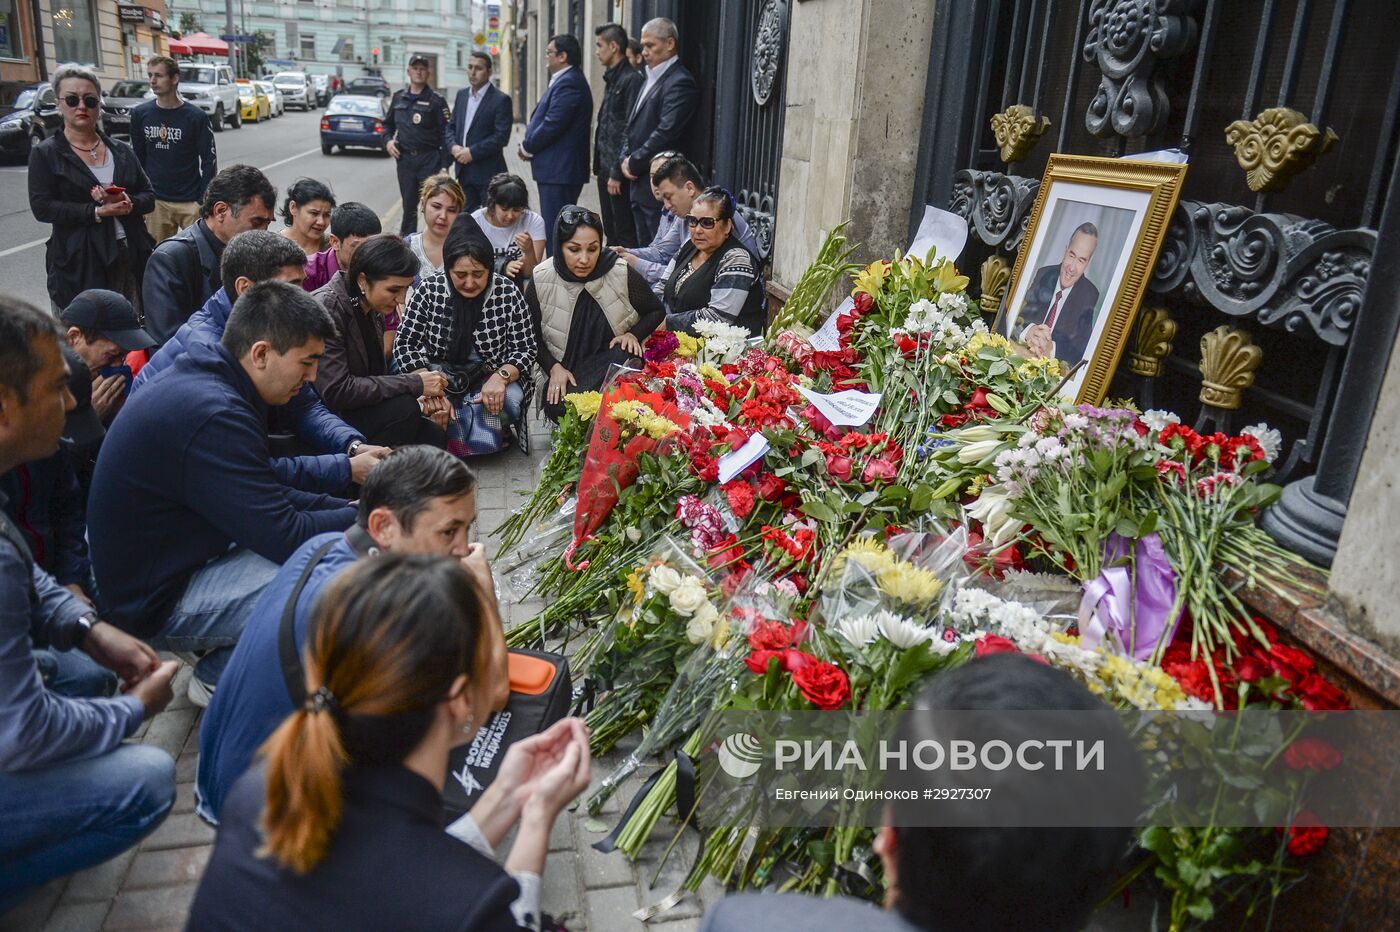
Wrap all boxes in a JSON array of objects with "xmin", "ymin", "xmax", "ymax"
[
  {"xmin": 560, "ymin": 206, "xmax": 599, "ymax": 224},
  {"xmin": 63, "ymin": 94, "xmax": 100, "ymax": 109},
  {"xmin": 684, "ymin": 215, "xmax": 720, "ymax": 230}
]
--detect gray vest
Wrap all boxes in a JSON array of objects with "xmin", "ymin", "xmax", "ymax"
[{"xmin": 532, "ymin": 261, "xmax": 637, "ymax": 362}]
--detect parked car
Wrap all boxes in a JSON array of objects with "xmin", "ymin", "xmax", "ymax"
[
  {"xmin": 345, "ymin": 76, "xmax": 391, "ymax": 97},
  {"xmin": 101, "ymin": 79, "xmax": 151, "ymax": 139},
  {"xmin": 273, "ymin": 71, "xmax": 315, "ymax": 111},
  {"xmin": 236, "ymin": 81, "xmax": 271, "ymax": 123},
  {"xmin": 179, "ymin": 62, "xmax": 242, "ymax": 131},
  {"xmin": 256, "ymin": 80, "xmax": 285, "ymax": 117},
  {"xmin": 0, "ymin": 83, "xmax": 63, "ymax": 160},
  {"xmin": 320, "ymin": 94, "xmax": 389, "ymax": 155},
  {"xmin": 311, "ymin": 73, "xmax": 330, "ymax": 106}
]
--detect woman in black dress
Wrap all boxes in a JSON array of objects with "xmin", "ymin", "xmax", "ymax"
[
  {"xmin": 187, "ymin": 555, "xmax": 592, "ymax": 931},
  {"xmin": 656, "ymin": 186, "xmax": 766, "ymax": 337},
  {"xmin": 526, "ymin": 206, "xmax": 663, "ymax": 420}
]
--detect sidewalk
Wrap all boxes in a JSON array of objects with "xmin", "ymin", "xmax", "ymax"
[{"xmin": 0, "ymin": 134, "xmax": 720, "ymax": 930}]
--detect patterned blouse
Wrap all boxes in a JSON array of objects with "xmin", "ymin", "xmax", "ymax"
[{"xmin": 392, "ymin": 270, "xmax": 538, "ymax": 451}]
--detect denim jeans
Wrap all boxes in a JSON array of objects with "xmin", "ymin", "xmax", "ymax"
[
  {"xmin": 33, "ymin": 648, "xmax": 118, "ymax": 699},
  {"xmin": 151, "ymin": 547, "xmax": 280, "ymax": 685},
  {"xmin": 0, "ymin": 744, "xmax": 175, "ymax": 911}
]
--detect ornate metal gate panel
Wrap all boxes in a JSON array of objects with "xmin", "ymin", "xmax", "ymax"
[
  {"xmin": 913, "ymin": 0, "xmax": 1400, "ymax": 563},
  {"xmin": 713, "ymin": 0, "xmax": 791, "ymax": 263}
]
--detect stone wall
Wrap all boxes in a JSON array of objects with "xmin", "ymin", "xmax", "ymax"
[
  {"xmin": 1330, "ymin": 329, "xmax": 1400, "ymax": 653},
  {"xmin": 771, "ymin": 0, "xmax": 938, "ymax": 290}
]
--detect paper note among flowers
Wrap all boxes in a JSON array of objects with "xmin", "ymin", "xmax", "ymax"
[
  {"xmin": 718, "ymin": 433, "xmax": 771, "ymax": 484},
  {"xmin": 798, "ymin": 386, "xmax": 882, "ymax": 427},
  {"xmin": 907, "ymin": 205, "xmax": 968, "ymax": 264},
  {"xmin": 808, "ymin": 296, "xmax": 853, "ymax": 352}
]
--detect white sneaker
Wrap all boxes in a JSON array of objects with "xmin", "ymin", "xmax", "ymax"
[{"xmin": 187, "ymin": 674, "xmax": 215, "ymax": 708}]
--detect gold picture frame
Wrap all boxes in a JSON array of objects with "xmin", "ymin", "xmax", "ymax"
[{"xmin": 994, "ymin": 154, "xmax": 1188, "ymax": 404}]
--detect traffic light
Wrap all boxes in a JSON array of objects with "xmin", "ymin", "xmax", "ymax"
[{"xmin": 371, "ymin": 47, "xmax": 379, "ymax": 65}]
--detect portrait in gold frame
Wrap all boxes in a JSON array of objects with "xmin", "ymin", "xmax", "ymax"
[{"xmin": 995, "ymin": 154, "xmax": 1188, "ymax": 404}]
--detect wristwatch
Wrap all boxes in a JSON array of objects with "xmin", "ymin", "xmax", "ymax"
[
  {"xmin": 73, "ymin": 613, "xmax": 95, "ymax": 648},
  {"xmin": 347, "ymin": 440, "xmax": 363, "ymax": 457},
  {"xmin": 497, "ymin": 366, "xmax": 513, "ymax": 383}
]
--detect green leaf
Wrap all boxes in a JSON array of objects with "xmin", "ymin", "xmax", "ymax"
[
  {"xmin": 801, "ymin": 448, "xmax": 824, "ymax": 468},
  {"xmin": 910, "ymin": 485, "xmax": 934, "ymax": 512},
  {"xmin": 857, "ymin": 490, "xmax": 880, "ymax": 506},
  {"xmin": 802, "ymin": 500, "xmax": 840, "ymax": 523}
]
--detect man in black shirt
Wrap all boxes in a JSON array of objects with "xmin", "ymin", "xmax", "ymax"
[
  {"xmin": 130, "ymin": 55, "xmax": 217, "ymax": 243},
  {"xmin": 594, "ymin": 23, "xmax": 642, "ymax": 248},
  {"xmin": 384, "ymin": 55, "xmax": 452, "ymax": 237},
  {"xmin": 141, "ymin": 166, "xmax": 276, "ymax": 344}
]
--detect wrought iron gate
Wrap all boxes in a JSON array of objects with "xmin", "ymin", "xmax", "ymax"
[
  {"xmin": 712, "ymin": 0, "xmax": 791, "ymax": 263},
  {"xmin": 912, "ymin": 0, "xmax": 1400, "ymax": 563}
]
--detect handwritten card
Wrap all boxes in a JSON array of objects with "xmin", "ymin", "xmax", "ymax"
[
  {"xmin": 808, "ymin": 296, "xmax": 854, "ymax": 352},
  {"xmin": 718, "ymin": 433, "xmax": 771, "ymax": 484},
  {"xmin": 798, "ymin": 386, "xmax": 882, "ymax": 427}
]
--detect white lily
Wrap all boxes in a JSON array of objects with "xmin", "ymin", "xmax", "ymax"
[{"xmin": 966, "ymin": 484, "xmax": 1018, "ymax": 548}]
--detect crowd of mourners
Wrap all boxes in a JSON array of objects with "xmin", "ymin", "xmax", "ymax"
[{"xmin": 1, "ymin": 18, "xmax": 1138, "ymax": 932}]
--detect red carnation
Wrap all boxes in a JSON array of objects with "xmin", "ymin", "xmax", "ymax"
[
  {"xmin": 749, "ymin": 620, "xmax": 805, "ymax": 652},
  {"xmin": 723, "ymin": 481, "xmax": 757, "ymax": 519},
  {"xmin": 792, "ymin": 660, "xmax": 851, "ymax": 710},
  {"xmin": 1277, "ymin": 810, "xmax": 1329, "ymax": 857},
  {"xmin": 1268, "ymin": 644, "xmax": 1315, "ymax": 685},
  {"xmin": 745, "ymin": 648, "xmax": 815, "ymax": 676},
  {"xmin": 1234, "ymin": 651, "xmax": 1273, "ymax": 683},
  {"xmin": 1282, "ymin": 737, "xmax": 1342, "ymax": 773},
  {"xmin": 1295, "ymin": 673, "xmax": 1349, "ymax": 711}
]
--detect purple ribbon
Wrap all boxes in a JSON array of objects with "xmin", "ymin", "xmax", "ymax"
[{"xmin": 1077, "ymin": 532, "xmax": 1181, "ymax": 662}]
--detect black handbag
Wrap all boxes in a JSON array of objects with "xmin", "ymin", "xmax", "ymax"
[
  {"xmin": 442, "ymin": 648, "xmax": 573, "ymax": 820},
  {"xmin": 426, "ymin": 359, "xmax": 490, "ymax": 401}
]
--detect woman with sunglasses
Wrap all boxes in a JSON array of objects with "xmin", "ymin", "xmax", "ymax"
[
  {"xmin": 393, "ymin": 221, "xmax": 538, "ymax": 457},
  {"xmin": 188, "ymin": 554, "xmax": 592, "ymax": 931},
  {"xmin": 655, "ymin": 186, "xmax": 766, "ymax": 337},
  {"xmin": 28, "ymin": 65, "xmax": 156, "ymax": 311},
  {"xmin": 528, "ymin": 206, "xmax": 663, "ymax": 420}
]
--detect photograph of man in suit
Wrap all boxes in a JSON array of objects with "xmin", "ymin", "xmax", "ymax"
[
  {"xmin": 1012, "ymin": 221, "xmax": 1101, "ymax": 364},
  {"xmin": 449, "ymin": 52, "xmax": 514, "ymax": 213}
]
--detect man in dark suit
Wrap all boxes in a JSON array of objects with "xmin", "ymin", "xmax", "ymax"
[
  {"xmin": 519, "ymin": 34, "xmax": 593, "ymax": 255},
  {"xmin": 594, "ymin": 22, "xmax": 643, "ymax": 247},
  {"xmin": 448, "ymin": 52, "xmax": 514, "ymax": 213},
  {"xmin": 1010, "ymin": 221, "xmax": 1101, "ymax": 365},
  {"xmin": 619, "ymin": 17, "xmax": 698, "ymax": 241}
]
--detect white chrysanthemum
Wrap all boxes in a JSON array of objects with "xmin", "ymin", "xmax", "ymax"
[
  {"xmin": 1242, "ymin": 423, "xmax": 1282, "ymax": 463},
  {"xmin": 1140, "ymin": 409, "xmax": 1181, "ymax": 433},
  {"xmin": 877, "ymin": 612, "xmax": 938, "ymax": 649},
  {"xmin": 832, "ymin": 613, "xmax": 882, "ymax": 647}
]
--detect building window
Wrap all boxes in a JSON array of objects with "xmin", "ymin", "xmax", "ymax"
[
  {"xmin": 52, "ymin": 0, "xmax": 101, "ymax": 66},
  {"xmin": 456, "ymin": 43, "xmax": 464, "ymax": 68},
  {"xmin": 0, "ymin": 1, "xmax": 23, "ymax": 59},
  {"xmin": 339, "ymin": 38, "xmax": 354, "ymax": 62},
  {"xmin": 300, "ymin": 35, "xmax": 316, "ymax": 60}
]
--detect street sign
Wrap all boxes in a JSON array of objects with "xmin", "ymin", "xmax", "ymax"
[
  {"xmin": 474, "ymin": 32, "xmax": 485, "ymax": 45},
  {"xmin": 219, "ymin": 34, "xmax": 256, "ymax": 44},
  {"xmin": 488, "ymin": 15, "xmax": 499, "ymax": 28},
  {"xmin": 488, "ymin": 45, "xmax": 499, "ymax": 56}
]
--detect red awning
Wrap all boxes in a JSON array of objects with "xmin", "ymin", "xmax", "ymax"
[
  {"xmin": 181, "ymin": 33, "xmax": 228, "ymax": 56},
  {"xmin": 168, "ymin": 39, "xmax": 192, "ymax": 56}
]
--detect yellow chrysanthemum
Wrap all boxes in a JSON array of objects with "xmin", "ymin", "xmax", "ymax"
[
  {"xmin": 963, "ymin": 331, "xmax": 1014, "ymax": 358},
  {"xmin": 565, "ymin": 391, "xmax": 603, "ymax": 420},
  {"xmin": 699, "ymin": 363, "xmax": 726, "ymax": 382},
  {"xmin": 675, "ymin": 333, "xmax": 701, "ymax": 358},
  {"xmin": 834, "ymin": 537, "xmax": 897, "ymax": 577},
  {"xmin": 966, "ymin": 474, "xmax": 988, "ymax": 498},
  {"xmin": 625, "ymin": 569, "xmax": 645, "ymax": 604},
  {"xmin": 877, "ymin": 562, "xmax": 945, "ymax": 607}
]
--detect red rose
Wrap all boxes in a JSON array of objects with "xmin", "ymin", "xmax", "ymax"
[
  {"xmin": 1295, "ymin": 673, "xmax": 1349, "ymax": 711},
  {"xmin": 756, "ymin": 472, "xmax": 788, "ymax": 502},
  {"xmin": 975, "ymin": 634, "xmax": 1020, "ymax": 657},
  {"xmin": 792, "ymin": 660, "xmax": 851, "ymax": 710},
  {"xmin": 1268, "ymin": 644, "xmax": 1315, "ymax": 684},
  {"xmin": 825, "ymin": 453, "xmax": 854, "ymax": 482},
  {"xmin": 723, "ymin": 481, "xmax": 757, "ymax": 519},
  {"xmin": 801, "ymin": 404, "xmax": 834, "ymax": 435},
  {"xmin": 1282, "ymin": 737, "xmax": 1342, "ymax": 773},
  {"xmin": 853, "ymin": 291, "xmax": 873, "ymax": 314},
  {"xmin": 746, "ymin": 649, "xmax": 784, "ymax": 675},
  {"xmin": 1277, "ymin": 810, "xmax": 1329, "ymax": 857},
  {"xmin": 862, "ymin": 455, "xmax": 899, "ymax": 485}
]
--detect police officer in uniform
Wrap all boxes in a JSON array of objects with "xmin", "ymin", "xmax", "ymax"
[{"xmin": 384, "ymin": 54, "xmax": 452, "ymax": 236}]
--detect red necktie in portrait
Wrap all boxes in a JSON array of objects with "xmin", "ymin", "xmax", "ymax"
[{"xmin": 1045, "ymin": 289, "xmax": 1063, "ymax": 330}]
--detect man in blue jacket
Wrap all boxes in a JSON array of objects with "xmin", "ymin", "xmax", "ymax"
[
  {"xmin": 620, "ymin": 18, "xmax": 699, "ymax": 241},
  {"xmin": 519, "ymin": 34, "xmax": 593, "ymax": 254},
  {"xmin": 0, "ymin": 297, "xmax": 177, "ymax": 910},
  {"xmin": 195, "ymin": 446, "xmax": 508, "ymax": 823},
  {"xmin": 449, "ymin": 52, "xmax": 514, "ymax": 212},
  {"xmin": 133, "ymin": 231, "xmax": 388, "ymax": 495},
  {"xmin": 89, "ymin": 282, "xmax": 358, "ymax": 703}
]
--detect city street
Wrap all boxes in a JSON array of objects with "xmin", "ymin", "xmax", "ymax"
[{"xmin": 0, "ymin": 110, "xmax": 402, "ymax": 309}]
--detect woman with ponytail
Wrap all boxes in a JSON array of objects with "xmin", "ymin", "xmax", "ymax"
[{"xmin": 189, "ymin": 554, "xmax": 592, "ymax": 931}]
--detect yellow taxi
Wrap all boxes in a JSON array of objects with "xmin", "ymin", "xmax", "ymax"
[{"xmin": 235, "ymin": 81, "xmax": 271, "ymax": 123}]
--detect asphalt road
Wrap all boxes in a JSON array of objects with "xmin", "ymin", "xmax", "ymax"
[{"xmin": 0, "ymin": 108, "xmax": 404, "ymax": 310}]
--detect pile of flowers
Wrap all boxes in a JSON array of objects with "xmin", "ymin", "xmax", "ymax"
[{"xmin": 494, "ymin": 231, "xmax": 1338, "ymax": 927}]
